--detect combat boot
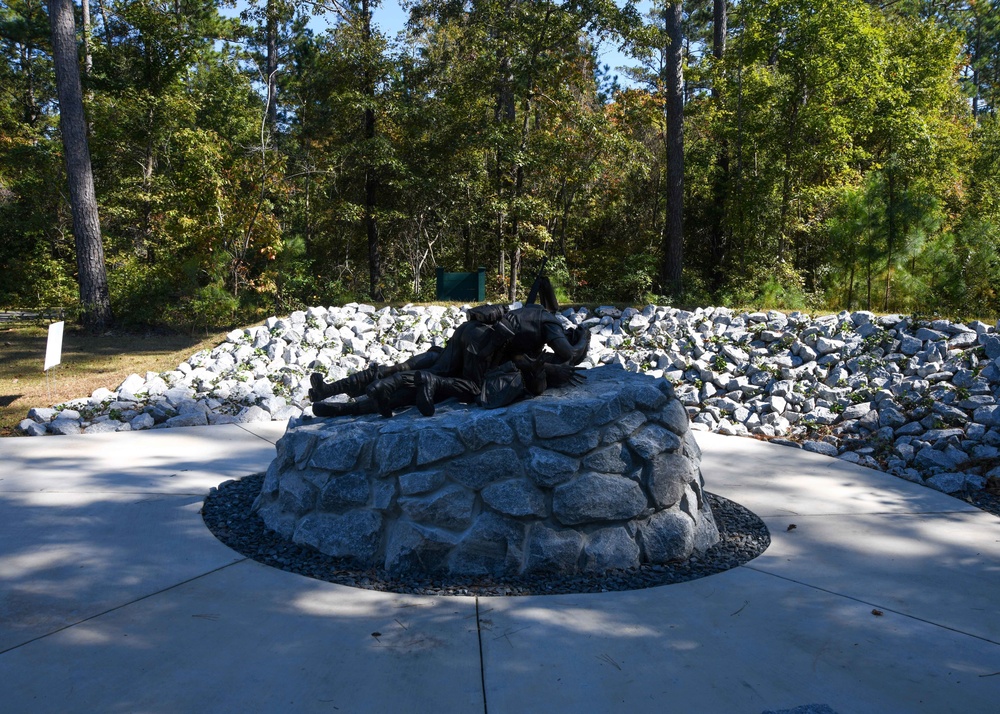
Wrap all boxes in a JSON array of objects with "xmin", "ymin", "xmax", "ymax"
[
  {"xmin": 309, "ymin": 364, "xmax": 380, "ymax": 401},
  {"xmin": 312, "ymin": 397, "xmax": 377, "ymax": 418}
]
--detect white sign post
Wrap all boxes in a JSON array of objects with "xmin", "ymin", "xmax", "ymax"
[
  {"xmin": 44, "ymin": 321, "xmax": 64, "ymax": 403},
  {"xmin": 45, "ymin": 321, "xmax": 64, "ymax": 371}
]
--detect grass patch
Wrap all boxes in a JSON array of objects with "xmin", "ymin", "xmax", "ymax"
[{"xmin": 0, "ymin": 324, "xmax": 230, "ymax": 436}]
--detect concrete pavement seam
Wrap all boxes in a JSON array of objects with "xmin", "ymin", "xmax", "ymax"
[
  {"xmin": 234, "ymin": 423, "xmax": 281, "ymax": 445},
  {"xmin": 742, "ymin": 564, "xmax": 1000, "ymax": 647},
  {"xmin": 475, "ymin": 596, "xmax": 489, "ymax": 714},
  {"xmin": 0, "ymin": 557, "xmax": 249, "ymax": 657}
]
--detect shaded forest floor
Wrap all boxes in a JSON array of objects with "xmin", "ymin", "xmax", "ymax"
[{"xmin": 0, "ymin": 323, "xmax": 230, "ymax": 435}]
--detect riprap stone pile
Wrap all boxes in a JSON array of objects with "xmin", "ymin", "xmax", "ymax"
[{"xmin": 18, "ymin": 302, "xmax": 1000, "ymax": 495}]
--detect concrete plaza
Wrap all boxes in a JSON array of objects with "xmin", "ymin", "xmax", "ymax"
[{"xmin": 1, "ymin": 424, "xmax": 997, "ymax": 713}]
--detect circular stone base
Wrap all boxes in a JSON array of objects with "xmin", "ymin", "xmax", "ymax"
[
  {"xmin": 253, "ymin": 365, "xmax": 720, "ymax": 577},
  {"xmin": 204, "ymin": 473, "xmax": 770, "ymax": 596}
]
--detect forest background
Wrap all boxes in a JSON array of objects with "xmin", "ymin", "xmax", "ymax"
[{"xmin": 2, "ymin": 0, "xmax": 1000, "ymax": 331}]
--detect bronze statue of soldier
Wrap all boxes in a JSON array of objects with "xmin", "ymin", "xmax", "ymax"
[{"xmin": 309, "ymin": 269, "xmax": 588, "ymax": 419}]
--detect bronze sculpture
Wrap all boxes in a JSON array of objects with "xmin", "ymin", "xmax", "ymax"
[{"xmin": 309, "ymin": 274, "xmax": 588, "ymax": 419}]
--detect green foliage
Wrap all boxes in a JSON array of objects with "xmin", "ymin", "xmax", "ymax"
[
  {"xmin": 107, "ymin": 257, "xmax": 175, "ymax": 328},
  {"xmin": 184, "ymin": 283, "xmax": 240, "ymax": 331},
  {"xmin": 3, "ymin": 241, "xmax": 77, "ymax": 308},
  {"xmin": 0, "ymin": 0, "xmax": 997, "ymax": 323},
  {"xmin": 949, "ymin": 218, "xmax": 1000, "ymax": 318},
  {"xmin": 758, "ymin": 277, "xmax": 807, "ymax": 312},
  {"xmin": 579, "ymin": 251, "xmax": 660, "ymax": 304}
]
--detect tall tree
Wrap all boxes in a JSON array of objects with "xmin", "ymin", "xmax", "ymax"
[
  {"xmin": 398, "ymin": 0, "xmax": 640, "ymax": 301},
  {"xmin": 360, "ymin": 0, "xmax": 383, "ymax": 301},
  {"xmin": 265, "ymin": 0, "xmax": 280, "ymax": 127},
  {"xmin": 661, "ymin": 1, "xmax": 684, "ymax": 297},
  {"xmin": 708, "ymin": 0, "xmax": 727, "ymax": 289},
  {"xmin": 278, "ymin": 0, "xmax": 386, "ymax": 301},
  {"xmin": 48, "ymin": 0, "xmax": 112, "ymax": 327},
  {"xmin": 241, "ymin": 0, "xmax": 295, "ymax": 127}
]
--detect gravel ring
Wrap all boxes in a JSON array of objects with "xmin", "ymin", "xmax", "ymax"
[{"xmin": 202, "ymin": 472, "xmax": 771, "ymax": 596}]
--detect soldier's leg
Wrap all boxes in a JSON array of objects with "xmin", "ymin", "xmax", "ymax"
[
  {"xmin": 309, "ymin": 363, "xmax": 380, "ymax": 401},
  {"xmin": 366, "ymin": 372, "xmax": 418, "ymax": 418},
  {"xmin": 375, "ymin": 348, "xmax": 441, "ymax": 378},
  {"xmin": 311, "ymin": 396, "xmax": 379, "ymax": 418},
  {"xmin": 529, "ymin": 275, "xmax": 559, "ymax": 312},
  {"xmin": 308, "ymin": 346, "xmax": 444, "ymax": 402},
  {"xmin": 413, "ymin": 372, "xmax": 480, "ymax": 417}
]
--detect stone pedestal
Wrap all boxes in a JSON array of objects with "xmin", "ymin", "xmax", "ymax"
[{"xmin": 253, "ymin": 365, "xmax": 719, "ymax": 576}]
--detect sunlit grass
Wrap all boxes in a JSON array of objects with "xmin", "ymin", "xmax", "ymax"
[{"xmin": 0, "ymin": 323, "xmax": 230, "ymax": 436}]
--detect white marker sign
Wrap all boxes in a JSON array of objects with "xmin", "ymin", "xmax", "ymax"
[{"xmin": 44, "ymin": 321, "xmax": 64, "ymax": 371}]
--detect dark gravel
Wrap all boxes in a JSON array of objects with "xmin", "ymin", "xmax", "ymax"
[
  {"xmin": 202, "ymin": 473, "xmax": 771, "ymax": 596},
  {"xmin": 963, "ymin": 488, "xmax": 1000, "ymax": 519}
]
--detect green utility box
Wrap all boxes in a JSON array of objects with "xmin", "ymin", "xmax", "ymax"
[{"xmin": 436, "ymin": 267, "xmax": 486, "ymax": 302}]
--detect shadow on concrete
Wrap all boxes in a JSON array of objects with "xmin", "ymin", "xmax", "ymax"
[
  {"xmin": 2, "ymin": 561, "xmax": 485, "ymax": 713},
  {"xmin": 2, "ymin": 427, "xmax": 999, "ymax": 712}
]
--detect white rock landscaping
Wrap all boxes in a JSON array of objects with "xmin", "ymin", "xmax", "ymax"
[{"xmin": 18, "ymin": 302, "xmax": 1000, "ymax": 496}]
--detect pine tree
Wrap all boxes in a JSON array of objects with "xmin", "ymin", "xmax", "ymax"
[{"xmin": 48, "ymin": 0, "xmax": 111, "ymax": 328}]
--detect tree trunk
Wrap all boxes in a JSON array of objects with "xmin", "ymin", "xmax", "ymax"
[
  {"xmin": 510, "ymin": 244, "xmax": 520, "ymax": 303},
  {"xmin": 865, "ymin": 207, "xmax": 873, "ymax": 311},
  {"xmin": 713, "ymin": 0, "xmax": 726, "ymax": 59},
  {"xmin": 81, "ymin": 0, "xmax": 92, "ymax": 77},
  {"xmin": 661, "ymin": 1, "xmax": 684, "ymax": 299},
  {"xmin": 81, "ymin": 0, "xmax": 94, "ymax": 136},
  {"xmin": 884, "ymin": 164, "xmax": 895, "ymax": 311},
  {"xmin": 777, "ymin": 89, "xmax": 801, "ymax": 263},
  {"xmin": 509, "ymin": 98, "xmax": 530, "ymax": 303},
  {"xmin": 365, "ymin": 152, "xmax": 381, "ymax": 301},
  {"xmin": 847, "ymin": 261, "xmax": 855, "ymax": 311},
  {"xmin": 20, "ymin": 40, "xmax": 40, "ymax": 126},
  {"xmin": 463, "ymin": 221, "xmax": 472, "ymax": 271},
  {"xmin": 495, "ymin": 44, "xmax": 514, "ymax": 301},
  {"xmin": 361, "ymin": 0, "xmax": 382, "ymax": 301},
  {"xmin": 558, "ymin": 179, "xmax": 574, "ymax": 258},
  {"xmin": 265, "ymin": 0, "xmax": 278, "ymax": 127},
  {"xmin": 48, "ymin": 0, "xmax": 113, "ymax": 329},
  {"xmin": 709, "ymin": 0, "xmax": 727, "ymax": 291},
  {"xmin": 490, "ymin": 0, "xmax": 518, "ymax": 302},
  {"xmin": 142, "ymin": 112, "xmax": 155, "ymax": 261},
  {"xmin": 302, "ymin": 141, "xmax": 312, "ymax": 252},
  {"xmin": 499, "ymin": 248, "xmax": 506, "ymax": 296},
  {"xmin": 972, "ymin": 14, "xmax": 981, "ymax": 119},
  {"xmin": 95, "ymin": 0, "xmax": 112, "ymax": 47}
]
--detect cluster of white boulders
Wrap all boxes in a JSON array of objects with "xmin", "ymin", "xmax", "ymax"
[
  {"xmin": 603, "ymin": 306, "xmax": 1000, "ymax": 496},
  {"xmin": 18, "ymin": 302, "xmax": 1000, "ymax": 495},
  {"xmin": 253, "ymin": 366, "xmax": 718, "ymax": 576},
  {"xmin": 18, "ymin": 304, "xmax": 468, "ymax": 436}
]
